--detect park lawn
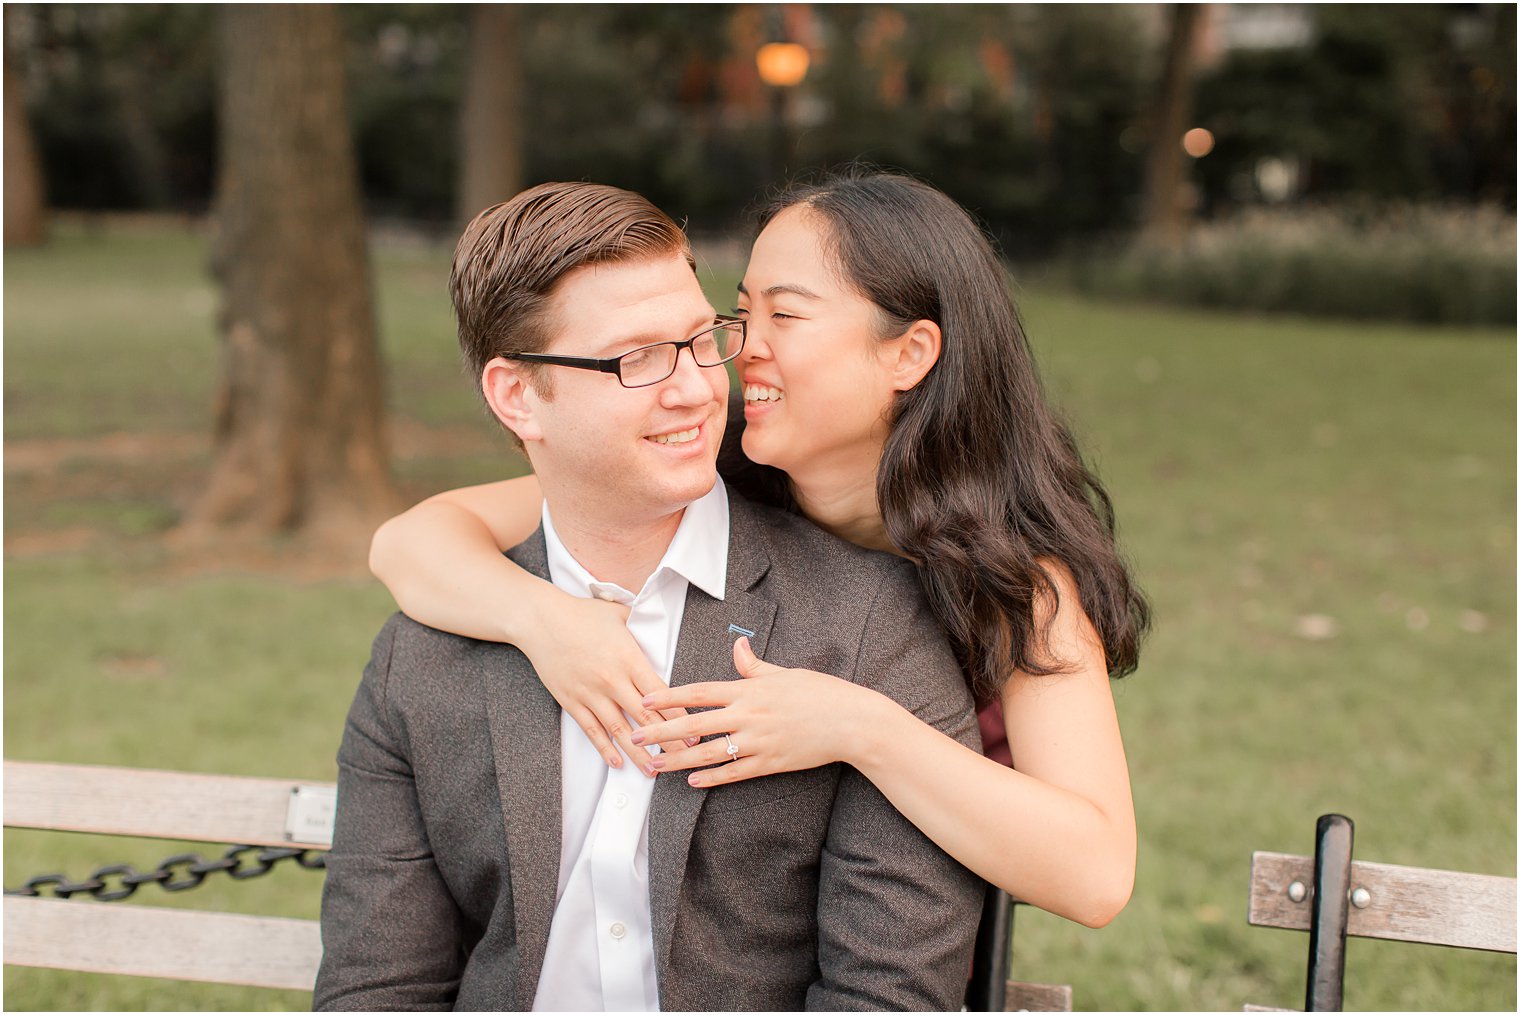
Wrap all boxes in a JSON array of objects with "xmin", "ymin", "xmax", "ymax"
[{"xmin": 4, "ymin": 221, "xmax": 1515, "ymax": 1011}]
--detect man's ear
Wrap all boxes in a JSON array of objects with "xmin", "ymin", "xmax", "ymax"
[
  {"xmin": 481, "ymin": 357, "xmax": 545, "ymax": 444},
  {"xmin": 888, "ymin": 319, "xmax": 942, "ymax": 393}
]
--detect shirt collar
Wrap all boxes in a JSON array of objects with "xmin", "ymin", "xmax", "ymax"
[{"xmin": 542, "ymin": 481, "xmax": 729, "ymax": 604}]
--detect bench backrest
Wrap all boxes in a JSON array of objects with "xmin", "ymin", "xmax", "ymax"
[
  {"xmin": 4, "ymin": 759, "xmax": 336, "ymax": 848},
  {"xmin": 4, "ymin": 760, "xmax": 333, "ymax": 991},
  {"xmin": 1249, "ymin": 851, "xmax": 1517, "ymax": 952},
  {"xmin": 1246, "ymin": 813, "xmax": 1516, "ymax": 1012}
]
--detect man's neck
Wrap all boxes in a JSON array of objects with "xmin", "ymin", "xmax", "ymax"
[{"xmin": 546, "ymin": 505, "xmax": 686, "ymax": 592}]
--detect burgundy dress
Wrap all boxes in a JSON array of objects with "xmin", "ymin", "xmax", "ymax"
[{"xmin": 977, "ymin": 698, "xmax": 1013, "ymax": 769}]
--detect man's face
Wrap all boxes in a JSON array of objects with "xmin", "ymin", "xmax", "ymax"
[{"xmin": 503, "ymin": 253, "xmax": 729, "ymax": 526}]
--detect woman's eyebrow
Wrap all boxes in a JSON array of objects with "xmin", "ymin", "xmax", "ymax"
[{"xmin": 736, "ymin": 281, "xmax": 823, "ymax": 300}]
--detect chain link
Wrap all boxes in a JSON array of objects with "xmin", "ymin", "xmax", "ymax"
[{"xmin": 4, "ymin": 844, "xmax": 327, "ymax": 902}]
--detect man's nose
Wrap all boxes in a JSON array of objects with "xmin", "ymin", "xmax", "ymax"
[{"xmin": 658, "ymin": 345, "xmax": 720, "ymax": 406}]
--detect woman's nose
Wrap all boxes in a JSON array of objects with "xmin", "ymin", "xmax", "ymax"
[{"xmin": 737, "ymin": 322, "xmax": 769, "ymax": 363}]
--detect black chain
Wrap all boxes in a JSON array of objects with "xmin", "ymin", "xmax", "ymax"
[{"xmin": 4, "ymin": 844, "xmax": 327, "ymax": 902}]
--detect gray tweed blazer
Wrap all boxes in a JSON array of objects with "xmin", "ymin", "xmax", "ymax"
[{"xmin": 314, "ymin": 490, "xmax": 983, "ymax": 1012}]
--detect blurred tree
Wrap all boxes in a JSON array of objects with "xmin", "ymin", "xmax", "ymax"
[
  {"xmin": 8, "ymin": 4, "xmax": 1511, "ymax": 252},
  {"xmin": 520, "ymin": 5, "xmax": 746, "ymax": 225},
  {"xmin": 192, "ymin": 5, "xmax": 396, "ymax": 546},
  {"xmin": 1192, "ymin": 4, "xmax": 1516, "ymax": 212},
  {"xmin": 799, "ymin": 5, "xmax": 1150, "ymax": 256},
  {"xmin": 4, "ymin": 5, "xmax": 47, "ymax": 246},
  {"xmin": 1139, "ymin": 3, "xmax": 1202, "ymax": 247},
  {"xmin": 456, "ymin": 4, "xmax": 523, "ymax": 224},
  {"xmin": 1434, "ymin": 3, "xmax": 1516, "ymax": 206},
  {"xmin": 979, "ymin": 6, "xmax": 1150, "ymax": 248},
  {"xmin": 15, "ymin": 5, "xmax": 216, "ymax": 213},
  {"xmin": 345, "ymin": 6, "xmax": 465, "ymax": 223}
]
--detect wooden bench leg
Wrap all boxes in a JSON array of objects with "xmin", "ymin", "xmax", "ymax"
[{"xmin": 1306, "ymin": 814, "xmax": 1354, "ymax": 1011}]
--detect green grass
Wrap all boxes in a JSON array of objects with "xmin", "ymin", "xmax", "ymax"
[
  {"xmin": 1011, "ymin": 293, "xmax": 1516, "ymax": 1010},
  {"xmin": 5, "ymin": 221, "xmax": 1514, "ymax": 1011}
]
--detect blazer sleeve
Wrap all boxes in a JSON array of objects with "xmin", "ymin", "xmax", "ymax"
[
  {"xmin": 805, "ymin": 560, "xmax": 985, "ymax": 1012},
  {"xmin": 313, "ymin": 615, "xmax": 467, "ymax": 1012}
]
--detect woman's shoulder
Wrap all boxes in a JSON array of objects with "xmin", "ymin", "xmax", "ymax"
[{"xmin": 1028, "ymin": 555, "xmax": 1107, "ymax": 670}]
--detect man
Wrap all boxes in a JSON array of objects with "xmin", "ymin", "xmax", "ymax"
[{"xmin": 314, "ymin": 182, "xmax": 982, "ymax": 1011}]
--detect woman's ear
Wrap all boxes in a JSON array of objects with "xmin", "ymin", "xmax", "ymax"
[
  {"xmin": 889, "ymin": 319, "xmax": 943, "ymax": 392},
  {"xmin": 481, "ymin": 358, "xmax": 545, "ymax": 444}
]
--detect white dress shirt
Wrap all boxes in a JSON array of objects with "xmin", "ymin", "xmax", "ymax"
[{"xmin": 530, "ymin": 482, "xmax": 729, "ymax": 1012}]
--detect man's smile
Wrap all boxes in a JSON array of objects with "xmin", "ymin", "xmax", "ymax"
[{"xmin": 647, "ymin": 426, "xmax": 701, "ymax": 445}]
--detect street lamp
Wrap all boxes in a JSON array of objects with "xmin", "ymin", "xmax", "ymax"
[
  {"xmin": 756, "ymin": 42, "xmax": 809, "ymax": 88},
  {"xmin": 756, "ymin": 41, "xmax": 809, "ymax": 179}
]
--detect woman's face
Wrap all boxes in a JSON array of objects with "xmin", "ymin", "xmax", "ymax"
[{"xmin": 734, "ymin": 207, "xmax": 903, "ymax": 482}]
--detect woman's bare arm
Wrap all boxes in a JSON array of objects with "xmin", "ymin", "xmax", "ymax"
[
  {"xmin": 637, "ymin": 563, "xmax": 1135, "ymax": 927},
  {"xmin": 368, "ymin": 477, "xmax": 685, "ymax": 771},
  {"xmin": 849, "ymin": 565, "xmax": 1136, "ymax": 926},
  {"xmin": 370, "ymin": 477, "xmax": 546, "ymax": 642}
]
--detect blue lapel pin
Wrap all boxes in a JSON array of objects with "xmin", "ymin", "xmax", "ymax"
[{"xmin": 726, "ymin": 623, "xmax": 755, "ymax": 638}]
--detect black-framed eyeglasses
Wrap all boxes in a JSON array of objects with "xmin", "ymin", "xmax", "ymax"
[{"xmin": 502, "ymin": 316, "xmax": 746, "ymax": 389}]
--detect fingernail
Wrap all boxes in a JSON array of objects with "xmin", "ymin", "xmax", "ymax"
[
  {"xmin": 641, "ymin": 695, "xmax": 656, "ymax": 707},
  {"xmin": 607, "ymin": 755, "xmax": 622, "ymax": 768},
  {"xmin": 687, "ymin": 774, "xmax": 704, "ymax": 787},
  {"xmin": 645, "ymin": 764, "xmax": 659, "ymax": 777},
  {"xmin": 650, "ymin": 756, "xmax": 665, "ymax": 771},
  {"xmin": 630, "ymin": 731, "xmax": 645, "ymax": 745},
  {"xmin": 685, "ymin": 737, "xmax": 700, "ymax": 748}
]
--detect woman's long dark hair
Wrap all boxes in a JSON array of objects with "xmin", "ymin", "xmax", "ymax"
[{"xmin": 758, "ymin": 169, "xmax": 1149, "ymax": 704}]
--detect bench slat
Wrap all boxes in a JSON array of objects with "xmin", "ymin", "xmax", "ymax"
[
  {"xmin": 4, "ymin": 896, "xmax": 321, "ymax": 991},
  {"xmin": 4, "ymin": 761, "xmax": 334, "ymax": 849},
  {"xmin": 1006, "ymin": 979, "xmax": 1073, "ymax": 1011},
  {"xmin": 1249, "ymin": 851, "xmax": 1516, "ymax": 952}
]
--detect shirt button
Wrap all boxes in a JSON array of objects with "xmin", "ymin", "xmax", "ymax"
[
  {"xmin": 609, "ymin": 922, "xmax": 627, "ymax": 940},
  {"xmin": 613, "ymin": 792, "xmax": 629, "ymax": 809}
]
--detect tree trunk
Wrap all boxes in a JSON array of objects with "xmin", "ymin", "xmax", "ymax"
[
  {"xmin": 191, "ymin": 5, "xmax": 396, "ymax": 547},
  {"xmin": 4, "ymin": 7, "xmax": 47, "ymax": 248},
  {"xmin": 1139, "ymin": 3, "xmax": 1202, "ymax": 248},
  {"xmin": 456, "ymin": 4, "xmax": 524, "ymax": 225}
]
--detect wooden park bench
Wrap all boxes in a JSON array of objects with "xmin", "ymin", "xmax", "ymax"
[
  {"xmin": 4, "ymin": 759, "xmax": 1071, "ymax": 1010},
  {"xmin": 1246, "ymin": 813, "xmax": 1517, "ymax": 1012},
  {"xmin": 4, "ymin": 760, "xmax": 334, "ymax": 991}
]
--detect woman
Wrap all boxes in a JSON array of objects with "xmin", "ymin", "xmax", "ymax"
[{"xmin": 370, "ymin": 170, "xmax": 1149, "ymax": 928}]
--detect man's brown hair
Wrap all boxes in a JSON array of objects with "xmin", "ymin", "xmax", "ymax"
[{"xmin": 451, "ymin": 182, "xmax": 695, "ymax": 393}]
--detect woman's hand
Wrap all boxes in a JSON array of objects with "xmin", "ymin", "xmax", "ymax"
[
  {"xmin": 516, "ymin": 590, "xmax": 692, "ymax": 775},
  {"xmin": 633, "ymin": 637, "xmax": 879, "ymax": 787}
]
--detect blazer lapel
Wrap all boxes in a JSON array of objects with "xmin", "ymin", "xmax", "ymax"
[
  {"xmin": 486, "ymin": 530, "xmax": 564, "ymax": 1010},
  {"xmin": 649, "ymin": 492, "xmax": 777, "ymax": 981}
]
